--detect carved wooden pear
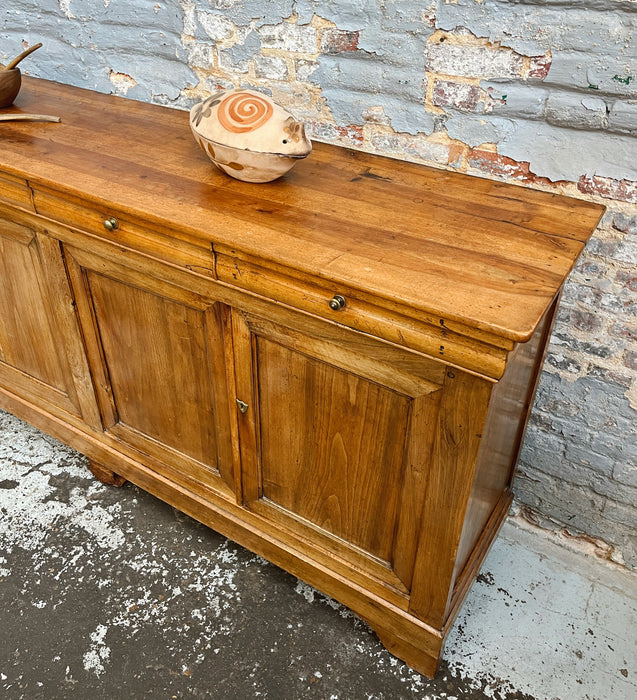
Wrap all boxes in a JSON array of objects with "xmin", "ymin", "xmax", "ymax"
[
  {"xmin": 0, "ymin": 43, "xmax": 42, "ymax": 108},
  {"xmin": 190, "ymin": 89, "xmax": 312, "ymax": 183}
]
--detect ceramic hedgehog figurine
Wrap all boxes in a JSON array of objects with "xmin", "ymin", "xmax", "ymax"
[{"xmin": 190, "ymin": 88, "xmax": 312, "ymax": 183}]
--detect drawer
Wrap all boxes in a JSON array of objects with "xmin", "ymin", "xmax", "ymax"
[
  {"xmin": 216, "ymin": 248, "xmax": 510, "ymax": 379},
  {"xmin": 32, "ymin": 187, "xmax": 215, "ymax": 276},
  {"xmin": 0, "ymin": 172, "xmax": 35, "ymax": 211}
]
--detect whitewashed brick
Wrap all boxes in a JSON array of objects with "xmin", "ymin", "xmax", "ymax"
[
  {"xmin": 254, "ymin": 55, "xmax": 289, "ymax": 80},
  {"xmin": 295, "ymin": 59, "xmax": 319, "ymax": 82},
  {"xmin": 608, "ymin": 100, "xmax": 637, "ymax": 136},
  {"xmin": 197, "ymin": 11, "xmax": 235, "ymax": 42},
  {"xmin": 185, "ymin": 42, "xmax": 214, "ymax": 69},
  {"xmin": 426, "ymin": 44, "xmax": 524, "ymax": 79},
  {"xmin": 371, "ymin": 132, "xmax": 449, "ymax": 164},
  {"xmin": 546, "ymin": 92, "xmax": 608, "ymax": 130},
  {"xmin": 259, "ymin": 23, "xmax": 317, "ymax": 53}
]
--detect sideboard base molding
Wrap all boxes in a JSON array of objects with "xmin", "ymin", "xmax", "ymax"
[
  {"xmin": 371, "ymin": 625, "xmax": 440, "ymax": 678},
  {"xmin": 0, "ymin": 385, "xmax": 448, "ymax": 675},
  {"xmin": 0, "ymin": 78, "xmax": 603, "ymax": 677}
]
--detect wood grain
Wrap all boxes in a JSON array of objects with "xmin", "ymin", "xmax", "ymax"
[
  {"xmin": 0, "ymin": 218, "xmax": 98, "ymax": 423},
  {"xmin": 1, "ymin": 77, "xmax": 604, "ymax": 342},
  {"xmin": 216, "ymin": 251, "xmax": 511, "ymax": 378},
  {"xmin": 452, "ymin": 298, "xmax": 559, "ymax": 582},
  {"xmin": 233, "ymin": 312, "xmax": 446, "ymax": 598},
  {"xmin": 64, "ymin": 243, "xmax": 236, "ymax": 497},
  {"xmin": 88, "ymin": 459, "xmax": 126, "ymax": 487},
  {"xmin": 35, "ymin": 187, "xmax": 215, "ymax": 275},
  {"xmin": 216, "ymin": 246, "xmax": 516, "ymax": 350},
  {"xmin": 256, "ymin": 336, "xmax": 410, "ymax": 562},
  {"xmin": 408, "ymin": 370, "xmax": 493, "ymax": 629},
  {"xmin": 0, "ymin": 172, "xmax": 34, "ymax": 211},
  {"xmin": 0, "ymin": 222, "xmax": 67, "ymax": 388},
  {"xmin": 0, "ymin": 78, "xmax": 604, "ymax": 678},
  {"xmin": 392, "ymin": 389, "xmax": 442, "ymax": 591}
]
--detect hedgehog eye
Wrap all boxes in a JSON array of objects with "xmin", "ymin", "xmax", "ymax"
[{"xmin": 282, "ymin": 139, "xmax": 288, "ymax": 144}]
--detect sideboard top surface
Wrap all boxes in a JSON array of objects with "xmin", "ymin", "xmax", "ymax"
[{"xmin": 0, "ymin": 78, "xmax": 603, "ymax": 342}]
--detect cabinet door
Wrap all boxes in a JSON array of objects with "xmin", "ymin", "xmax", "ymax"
[
  {"xmin": 64, "ymin": 245, "xmax": 235, "ymax": 498},
  {"xmin": 232, "ymin": 311, "xmax": 446, "ymax": 595},
  {"xmin": 0, "ymin": 218, "xmax": 99, "ymax": 425}
]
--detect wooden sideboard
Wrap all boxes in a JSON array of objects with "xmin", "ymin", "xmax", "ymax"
[{"xmin": 0, "ymin": 78, "xmax": 603, "ymax": 676}]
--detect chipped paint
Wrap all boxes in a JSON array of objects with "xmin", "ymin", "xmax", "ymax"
[
  {"xmin": 4, "ymin": 0, "xmax": 635, "ymax": 183},
  {"xmin": 83, "ymin": 624, "xmax": 110, "ymax": 676},
  {"xmin": 108, "ymin": 70, "xmax": 138, "ymax": 95},
  {"xmin": 435, "ymin": 0, "xmax": 636, "ymax": 182}
]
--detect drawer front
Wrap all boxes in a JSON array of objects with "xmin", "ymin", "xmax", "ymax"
[
  {"xmin": 216, "ymin": 250, "xmax": 508, "ymax": 379},
  {"xmin": 32, "ymin": 187, "xmax": 215, "ymax": 276},
  {"xmin": 0, "ymin": 172, "xmax": 35, "ymax": 211}
]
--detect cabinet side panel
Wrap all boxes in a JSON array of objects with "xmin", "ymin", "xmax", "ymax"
[
  {"xmin": 407, "ymin": 370, "xmax": 492, "ymax": 629},
  {"xmin": 452, "ymin": 298, "xmax": 558, "ymax": 586}
]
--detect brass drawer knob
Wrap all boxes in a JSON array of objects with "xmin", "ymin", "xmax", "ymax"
[
  {"xmin": 236, "ymin": 399, "xmax": 249, "ymax": 414},
  {"xmin": 103, "ymin": 216, "xmax": 119, "ymax": 231},
  {"xmin": 328, "ymin": 294, "xmax": 346, "ymax": 311}
]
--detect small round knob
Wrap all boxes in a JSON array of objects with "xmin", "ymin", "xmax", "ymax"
[
  {"xmin": 328, "ymin": 294, "xmax": 346, "ymax": 311},
  {"xmin": 103, "ymin": 217, "xmax": 119, "ymax": 231}
]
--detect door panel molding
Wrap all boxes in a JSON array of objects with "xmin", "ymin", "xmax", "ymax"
[{"xmin": 233, "ymin": 310, "xmax": 444, "ymax": 595}]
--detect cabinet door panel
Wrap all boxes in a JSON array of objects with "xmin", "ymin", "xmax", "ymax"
[
  {"xmin": 0, "ymin": 229, "xmax": 66, "ymax": 387},
  {"xmin": 258, "ymin": 337, "xmax": 410, "ymax": 562},
  {"xmin": 0, "ymin": 219, "xmax": 99, "ymax": 423},
  {"xmin": 234, "ymin": 311, "xmax": 443, "ymax": 594},
  {"xmin": 65, "ymin": 246, "xmax": 235, "ymax": 497}
]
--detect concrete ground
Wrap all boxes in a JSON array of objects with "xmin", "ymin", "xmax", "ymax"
[{"xmin": 1, "ymin": 408, "xmax": 636, "ymax": 700}]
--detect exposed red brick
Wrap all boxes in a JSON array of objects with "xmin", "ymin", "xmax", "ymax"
[
  {"xmin": 335, "ymin": 123, "xmax": 363, "ymax": 142},
  {"xmin": 467, "ymin": 148, "xmax": 554, "ymax": 186},
  {"xmin": 320, "ymin": 28, "xmax": 359, "ymax": 54},
  {"xmin": 528, "ymin": 53, "xmax": 552, "ymax": 80},
  {"xmin": 483, "ymin": 87, "xmax": 507, "ymax": 112},
  {"xmin": 432, "ymin": 80, "xmax": 481, "ymax": 112},
  {"xmin": 422, "ymin": 11, "xmax": 436, "ymax": 28},
  {"xmin": 447, "ymin": 142, "xmax": 466, "ymax": 167},
  {"xmin": 615, "ymin": 270, "xmax": 637, "ymax": 292},
  {"xmin": 578, "ymin": 175, "xmax": 637, "ymax": 204},
  {"xmin": 305, "ymin": 121, "xmax": 363, "ymax": 145}
]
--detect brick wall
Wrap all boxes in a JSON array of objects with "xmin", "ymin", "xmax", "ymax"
[{"xmin": 2, "ymin": 0, "xmax": 636, "ymax": 566}]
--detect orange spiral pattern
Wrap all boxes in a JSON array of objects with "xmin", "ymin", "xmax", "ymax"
[{"xmin": 217, "ymin": 92, "xmax": 273, "ymax": 134}]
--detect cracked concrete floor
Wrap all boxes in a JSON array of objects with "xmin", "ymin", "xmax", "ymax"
[{"xmin": 1, "ymin": 409, "xmax": 636, "ymax": 700}]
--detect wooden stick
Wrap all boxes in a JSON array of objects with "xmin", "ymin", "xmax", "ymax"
[
  {"xmin": 5, "ymin": 43, "xmax": 43, "ymax": 71},
  {"xmin": 0, "ymin": 113, "xmax": 61, "ymax": 122}
]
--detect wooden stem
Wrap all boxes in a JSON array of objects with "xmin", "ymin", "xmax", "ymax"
[
  {"xmin": 5, "ymin": 43, "xmax": 43, "ymax": 71},
  {"xmin": 0, "ymin": 114, "xmax": 61, "ymax": 123}
]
